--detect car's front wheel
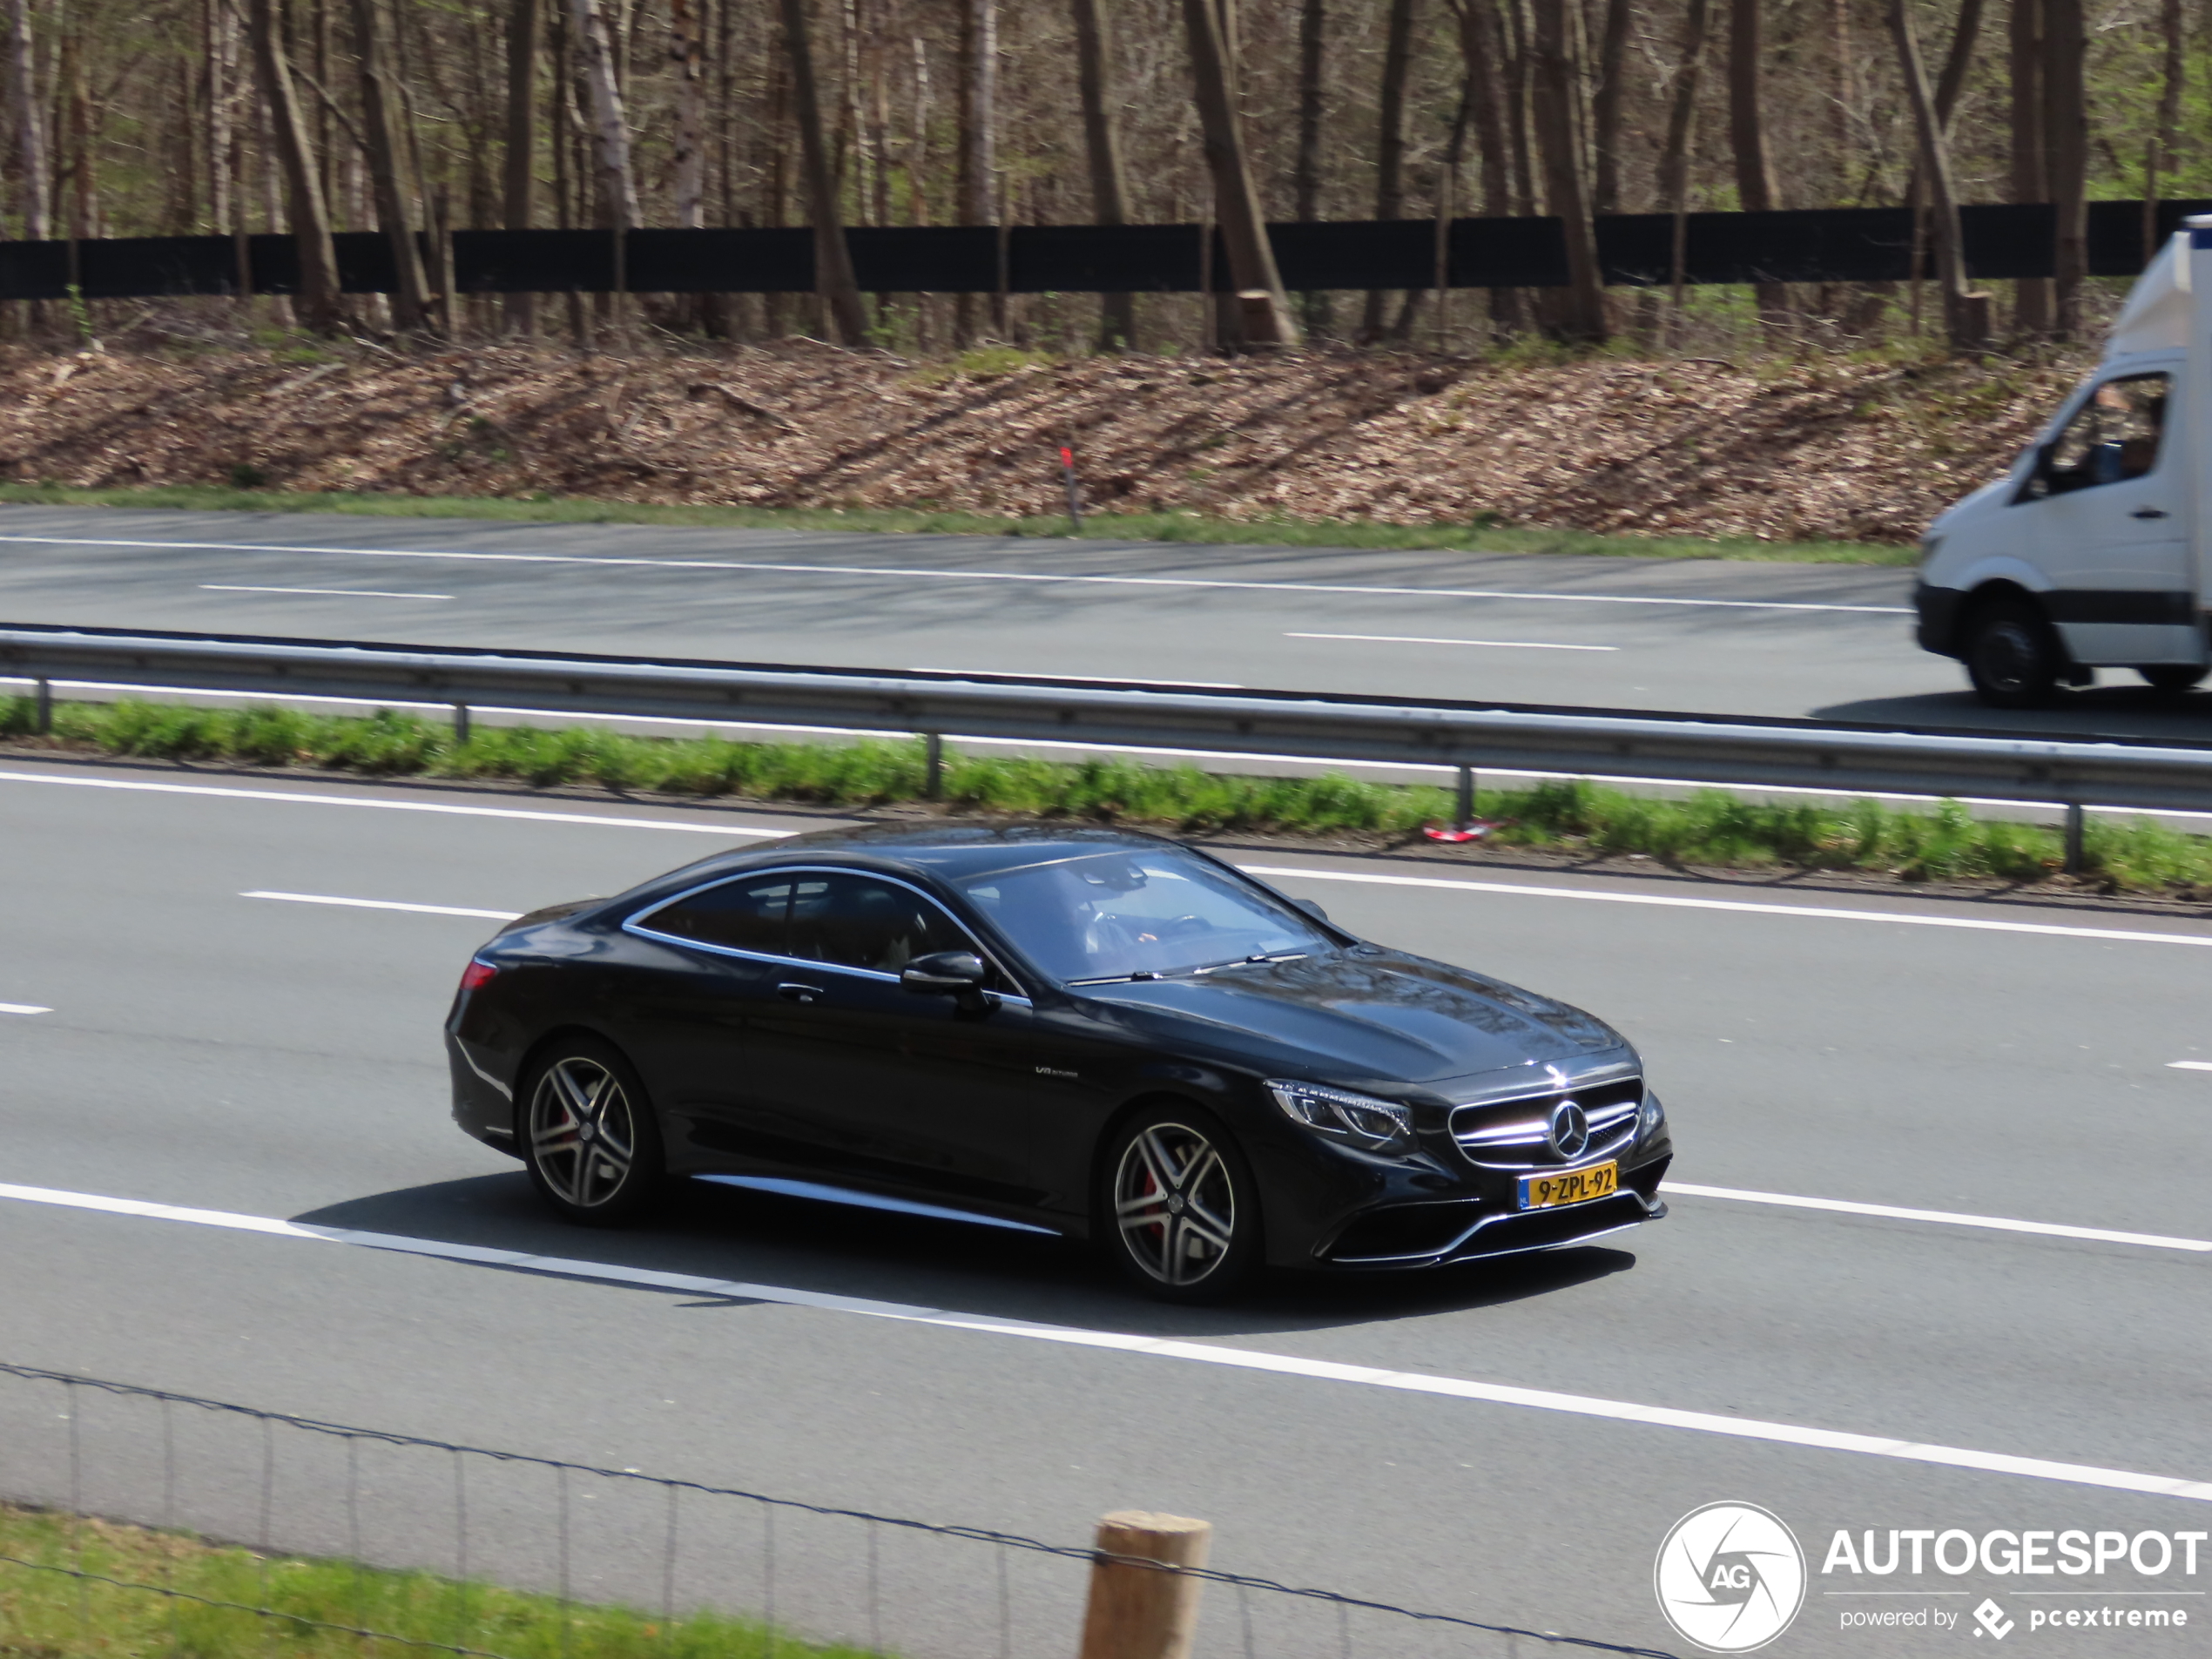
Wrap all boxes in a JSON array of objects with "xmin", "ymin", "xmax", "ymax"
[
  {"xmin": 1964, "ymin": 597, "xmax": 2064, "ymax": 708},
  {"xmin": 517, "ymin": 1037, "xmax": 664, "ymax": 1226},
  {"xmin": 1101, "ymin": 1107, "xmax": 1260, "ymax": 1302}
]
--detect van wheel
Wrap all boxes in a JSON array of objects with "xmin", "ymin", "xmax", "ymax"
[
  {"xmin": 1964, "ymin": 598, "xmax": 2064, "ymax": 708},
  {"xmin": 2139, "ymin": 664, "xmax": 2207, "ymax": 694}
]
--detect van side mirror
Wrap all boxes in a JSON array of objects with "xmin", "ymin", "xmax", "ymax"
[
  {"xmin": 901, "ymin": 950, "xmax": 988, "ymax": 995},
  {"xmin": 1291, "ymin": 898, "xmax": 1330, "ymax": 922}
]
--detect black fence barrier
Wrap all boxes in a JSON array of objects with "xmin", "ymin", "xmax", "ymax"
[{"xmin": 3, "ymin": 201, "xmax": 2206, "ymax": 301}]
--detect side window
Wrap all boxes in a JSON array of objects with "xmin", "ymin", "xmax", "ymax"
[
  {"xmin": 639, "ymin": 875, "xmax": 792, "ymax": 954},
  {"xmin": 786, "ymin": 873, "xmax": 981, "ymax": 976},
  {"xmin": 2033, "ymin": 373, "xmax": 2170, "ymax": 496}
]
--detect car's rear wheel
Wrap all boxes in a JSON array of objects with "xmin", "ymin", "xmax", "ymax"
[
  {"xmin": 518, "ymin": 1037, "xmax": 664, "ymax": 1226},
  {"xmin": 1964, "ymin": 597, "xmax": 2064, "ymax": 708},
  {"xmin": 1102, "ymin": 1107, "xmax": 1259, "ymax": 1303}
]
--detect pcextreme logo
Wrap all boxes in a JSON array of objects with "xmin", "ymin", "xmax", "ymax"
[{"xmin": 1655, "ymin": 1502, "xmax": 1810, "ymax": 1653}]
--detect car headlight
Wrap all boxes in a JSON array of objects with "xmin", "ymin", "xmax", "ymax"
[
  {"xmin": 1266, "ymin": 1080, "xmax": 1414, "ymax": 1150},
  {"xmin": 1917, "ymin": 533, "xmax": 1944, "ymax": 567},
  {"xmin": 1636, "ymin": 1090, "xmax": 1667, "ymax": 1145}
]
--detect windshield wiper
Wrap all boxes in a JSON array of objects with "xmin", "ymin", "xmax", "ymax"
[{"xmin": 1191, "ymin": 951, "xmax": 1310, "ymax": 974}]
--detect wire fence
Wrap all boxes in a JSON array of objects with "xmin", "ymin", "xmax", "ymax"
[{"xmin": 0, "ymin": 1360, "xmax": 1677, "ymax": 1659}]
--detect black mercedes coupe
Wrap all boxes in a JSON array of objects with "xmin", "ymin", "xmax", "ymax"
[{"xmin": 445, "ymin": 822, "xmax": 1670, "ymax": 1300}]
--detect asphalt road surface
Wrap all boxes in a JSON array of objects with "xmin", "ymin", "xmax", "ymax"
[
  {"xmin": 2, "ymin": 754, "xmax": 2207, "ymax": 1657},
  {"xmin": 11, "ymin": 501, "xmax": 2212, "ymax": 740}
]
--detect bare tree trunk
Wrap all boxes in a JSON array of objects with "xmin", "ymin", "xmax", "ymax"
[
  {"xmin": 669, "ymin": 0, "xmax": 705, "ymax": 228},
  {"xmin": 670, "ymin": 0, "xmax": 707, "ymax": 329},
  {"xmin": 954, "ymin": 0, "xmax": 994, "ymax": 343},
  {"xmin": 2044, "ymin": 0, "xmax": 2087, "ymax": 337},
  {"xmin": 1360, "ymin": 0, "xmax": 1418, "ymax": 338},
  {"xmin": 568, "ymin": 0, "xmax": 638, "ymax": 226},
  {"xmin": 1292, "ymin": 0, "xmax": 1325, "ymax": 220},
  {"xmin": 1726, "ymin": 0, "xmax": 1787, "ymax": 326},
  {"xmin": 1656, "ymin": 0, "xmax": 1710, "ymax": 328},
  {"xmin": 1448, "ymin": 0, "xmax": 1524, "ymax": 334},
  {"xmin": 1889, "ymin": 0, "xmax": 1986, "ymax": 349},
  {"xmin": 502, "ymin": 0, "xmax": 540, "ymax": 332},
  {"xmin": 2145, "ymin": 0, "xmax": 2184, "ymax": 260},
  {"xmin": 10, "ymin": 0, "xmax": 52, "ymax": 242},
  {"xmin": 1589, "ymin": 0, "xmax": 1630, "ymax": 214},
  {"xmin": 349, "ymin": 0, "xmax": 434, "ymax": 329},
  {"xmin": 1181, "ymin": 0, "xmax": 1298, "ymax": 347},
  {"xmin": 250, "ymin": 0, "xmax": 342, "ymax": 332},
  {"xmin": 779, "ymin": 0, "xmax": 868, "ymax": 345},
  {"xmin": 2008, "ymin": 0, "xmax": 2049, "ymax": 334},
  {"xmin": 1828, "ymin": 0, "xmax": 1854, "ymax": 198},
  {"xmin": 1291, "ymin": 0, "xmax": 1331, "ymax": 335},
  {"xmin": 1071, "ymin": 0, "xmax": 1137, "ymax": 350},
  {"xmin": 1528, "ymin": 0, "xmax": 1603, "ymax": 340}
]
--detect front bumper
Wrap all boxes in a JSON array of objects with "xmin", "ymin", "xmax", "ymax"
[
  {"xmin": 1915, "ymin": 581, "xmax": 1967, "ymax": 658},
  {"xmin": 1304, "ymin": 1148, "xmax": 1671, "ymax": 1271}
]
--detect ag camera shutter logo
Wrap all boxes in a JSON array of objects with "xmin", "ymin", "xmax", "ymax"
[{"xmin": 1655, "ymin": 1501, "xmax": 1808, "ymax": 1652}]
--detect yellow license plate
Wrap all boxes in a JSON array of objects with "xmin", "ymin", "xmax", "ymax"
[{"xmin": 1518, "ymin": 1162, "xmax": 1619, "ymax": 1211}]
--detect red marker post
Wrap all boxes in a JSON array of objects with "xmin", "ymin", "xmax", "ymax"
[{"xmin": 1060, "ymin": 444, "xmax": 1083, "ymax": 533}]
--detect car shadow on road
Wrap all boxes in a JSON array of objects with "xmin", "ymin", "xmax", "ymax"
[
  {"xmin": 1812, "ymin": 687, "xmax": 2212, "ymax": 741},
  {"xmin": 292, "ymin": 1171, "xmax": 1640, "ymax": 1341}
]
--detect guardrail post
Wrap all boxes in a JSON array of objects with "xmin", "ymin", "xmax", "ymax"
[
  {"xmin": 2064, "ymin": 801, "xmax": 2086, "ymax": 875},
  {"xmin": 1077, "ymin": 1510, "xmax": 1212, "ymax": 1659},
  {"xmin": 34, "ymin": 678, "xmax": 51, "ymax": 736},
  {"xmin": 1455, "ymin": 763, "xmax": 1475, "ymax": 826},
  {"xmin": 452, "ymin": 704, "xmax": 471, "ymax": 745},
  {"xmin": 924, "ymin": 732, "xmax": 944, "ymax": 801}
]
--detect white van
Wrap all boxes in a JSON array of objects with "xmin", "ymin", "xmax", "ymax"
[{"xmin": 1916, "ymin": 216, "xmax": 2212, "ymax": 705}]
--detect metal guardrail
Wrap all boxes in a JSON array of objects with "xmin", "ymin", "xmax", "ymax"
[{"xmin": 7, "ymin": 622, "xmax": 2212, "ymax": 863}]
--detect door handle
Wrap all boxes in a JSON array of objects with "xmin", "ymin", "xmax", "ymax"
[
  {"xmin": 777, "ymin": 982, "xmax": 826, "ymax": 1004},
  {"xmin": 2132, "ymin": 507, "xmax": 2170, "ymax": 519}
]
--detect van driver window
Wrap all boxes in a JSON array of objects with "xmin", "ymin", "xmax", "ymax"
[{"xmin": 2034, "ymin": 373, "xmax": 2170, "ymax": 496}]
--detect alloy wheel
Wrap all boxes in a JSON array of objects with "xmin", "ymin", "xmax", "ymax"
[
  {"xmin": 528, "ymin": 1056, "xmax": 638, "ymax": 1210},
  {"xmin": 1113, "ymin": 1122, "xmax": 1238, "ymax": 1287}
]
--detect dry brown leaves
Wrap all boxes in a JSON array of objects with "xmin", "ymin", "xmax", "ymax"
[{"xmin": 0, "ymin": 339, "xmax": 2096, "ymax": 544}]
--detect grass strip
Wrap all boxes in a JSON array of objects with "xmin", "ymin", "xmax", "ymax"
[
  {"xmin": 7, "ymin": 695, "xmax": 2209, "ymax": 894},
  {"xmin": 0, "ymin": 481, "xmax": 1914, "ymax": 566},
  {"xmin": 0, "ymin": 1501, "xmax": 869, "ymax": 1659}
]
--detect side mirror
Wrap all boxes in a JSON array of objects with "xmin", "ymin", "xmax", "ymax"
[
  {"xmin": 1291, "ymin": 898, "xmax": 1330, "ymax": 923},
  {"xmin": 900, "ymin": 950, "xmax": 988, "ymax": 995}
]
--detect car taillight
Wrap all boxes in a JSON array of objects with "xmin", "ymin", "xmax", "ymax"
[{"xmin": 459, "ymin": 959, "xmax": 499, "ymax": 994}]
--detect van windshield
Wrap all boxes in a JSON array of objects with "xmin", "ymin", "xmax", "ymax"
[{"xmin": 954, "ymin": 849, "xmax": 1332, "ymax": 983}]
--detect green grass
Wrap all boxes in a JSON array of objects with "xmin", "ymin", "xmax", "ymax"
[
  {"xmin": 9, "ymin": 695, "xmax": 2207, "ymax": 894},
  {"xmin": 0, "ymin": 1501, "xmax": 871, "ymax": 1659},
  {"xmin": 0, "ymin": 481, "xmax": 1915, "ymax": 566}
]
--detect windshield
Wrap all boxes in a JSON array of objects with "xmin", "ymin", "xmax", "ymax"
[{"xmin": 954, "ymin": 848, "xmax": 1332, "ymax": 982}]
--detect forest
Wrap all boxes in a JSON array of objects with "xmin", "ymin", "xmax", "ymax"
[{"xmin": 0, "ymin": 0, "xmax": 2202, "ymax": 354}]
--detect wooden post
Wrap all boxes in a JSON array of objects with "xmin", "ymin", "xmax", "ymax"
[{"xmin": 1077, "ymin": 1510, "xmax": 1211, "ymax": 1659}]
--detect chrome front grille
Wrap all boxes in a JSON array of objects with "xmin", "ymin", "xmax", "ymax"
[{"xmin": 1450, "ymin": 1076, "xmax": 1643, "ymax": 1170}]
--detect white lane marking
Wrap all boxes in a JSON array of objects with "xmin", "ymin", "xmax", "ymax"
[
  {"xmin": 907, "ymin": 667, "xmax": 1244, "ymax": 689},
  {"xmin": 1666, "ymin": 1183, "xmax": 2212, "ymax": 1254},
  {"xmin": 0, "ymin": 1003, "xmax": 51, "ymax": 1015},
  {"xmin": 1286, "ymin": 632, "xmax": 1619, "ymax": 652},
  {"xmin": 199, "ymin": 584, "xmax": 452, "ymax": 600},
  {"xmin": 0, "ymin": 770, "xmax": 793, "ymax": 836},
  {"xmin": 1239, "ymin": 864, "xmax": 2212, "ymax": 950},
  {"xmin": 243, "ymin": 891, "xmax": 523, "ymax": 921},
  {"xmin": 2168, "ymin": 1061, "xmax": 2212, "ymax": 1072},
  {"xmin": 0, "ymin": 1178, "xmax": 2203, "ymax": 1504},
  {"xmin": 0, "ymin": 533, "xmax": 1912, "ymax": 615}
]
